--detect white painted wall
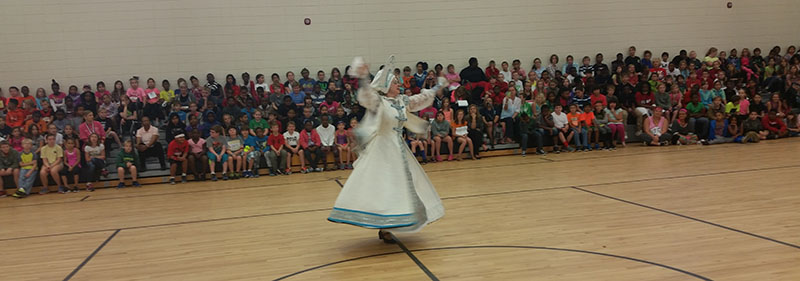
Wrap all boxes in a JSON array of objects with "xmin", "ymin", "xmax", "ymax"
[{"xmin": 1, "ymin": 0, "xmax": 798, "ymax": 90}]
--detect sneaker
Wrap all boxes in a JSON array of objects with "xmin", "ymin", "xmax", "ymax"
[
  {"xmin": 567, "ymin": 146, "xmax": 575, "ymax": 152},
  {"xmin": 347, "ymin": 164, "xmax": 353, "ymax": 169},
  {"xmin": 447, "ymin": 155, "xmax": 454, "ymax": 161},
  {"xmin": 222, "ymin": 174, "xmax": 229, "ymax": 181},
  {"xmin": 12, "ymin": 191, "xmax": 25, "ymax": 198},
  {"xmin": 269, "ymin": 170, "xmax": 277, "ymax": 176},
  {"xmin": 170, "ymin": 177, "xmax": 176, "ymax": 185},
  {"xmin": 315, "ymin": 168, "xmax": 324, "ymax": 172},
  {"xmin": 87, "ymin": 184, "xmax": 95, "ymax": 192},
  {"xmin": 436, "ymin": 155, "xmax": 442, "ymax": 162},
  {"xmin": 521, "ymin": 151, "xmax": 526, "ymax": 157},
  {"xmin": 116, "ymin": 182, "xmax": 125, "ymax": 189},
  {"xmin": 300, "ymin": 167, "xmax": 308, "ymax": 174},
  {"xmin": 594, "ymin": 144, "xmax": 599, "ymax": 150},
  {"xmin": 132, "ymin": 181, "xmax": 141, "ymax": 188},
  {"xmin": 71, "ymin": 187, "xmax": 79, "ymax": 193},
  {"xmin": 253, "ymin": 170, "xmax": 260, "ymax": 177},
  {"xmin": 211, "ymin": 174, "xmax": 218, "ymax": 181},
  {"xmin": 58, "ymin": 186, "xmax": 68, "ymax": 194},
  {"xmin": 536, "ymin": 149, "xmax": 547, "ymax": 155},
  {"xmin": 586, "ymin": 146, "xmax": 592, "ymax": 151},
  {"xmin": 39, "ymin": 187, "xmax": 49, "ymax": 195},
  {"xmin": 285, "ymin": 169, "xmax": 292, "ymax": 175},
  {"xmin": 181, "ymin": 175, "xmax": 187, "ymax": 183}
]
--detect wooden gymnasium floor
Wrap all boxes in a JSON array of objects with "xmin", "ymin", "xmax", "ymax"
[{"xmin": 3, "ymin": 140, "xmax": 800, "ymax": 281}]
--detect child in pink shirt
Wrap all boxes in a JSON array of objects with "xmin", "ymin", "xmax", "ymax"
[{"xmin": 126, "ymin": 76, "xmax": 146, "ymax": 104}]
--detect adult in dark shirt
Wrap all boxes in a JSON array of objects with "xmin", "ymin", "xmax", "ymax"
[
  {"xmin": 671, "ymin": 50, "xmax": 688, "ymax": 67},
  {"xmin": 611, "ymin": 53, "xmax": 626, "ymax": 73},
  {"xmin": 624, "ymin": 46, "xmax": 642, "ymax": 73},
  {"xmin": 593, "ymin": 53, "xmax": 609, "ymax": 77},
  {"xmin": 459, "ymin": 57, "xmax": 488, "ymax": 83}
]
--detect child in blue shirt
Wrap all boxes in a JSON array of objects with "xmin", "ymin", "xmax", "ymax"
[{"xmin": 245, "ymin": 127, "xmax": 270, "ymax": 177}]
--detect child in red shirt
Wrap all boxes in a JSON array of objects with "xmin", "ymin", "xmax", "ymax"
[
  {"xmin": 267, "ymin": 126, "xmax": 288, "ymax": 175},
  {"xmin": 4, "ymin": 99, "xmax": 26, "ymax": 128},
  {"xmin": 589, "ymin": 87, "xmax": 607, "ymax": 107},
  {"xmin": 167, "ymin": 134, "xmax": 189, "ymax": 184}
]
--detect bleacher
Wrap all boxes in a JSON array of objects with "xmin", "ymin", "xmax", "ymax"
[{"xmin": 2, "ymin": 124, "xmax": 645, "ymax": 191}]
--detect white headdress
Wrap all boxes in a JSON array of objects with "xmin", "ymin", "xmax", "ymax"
[{"xmin": 370, "ymin": 55, "xmax": 398, "ymax": 93}]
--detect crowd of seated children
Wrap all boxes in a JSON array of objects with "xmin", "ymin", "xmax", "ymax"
[{"xmin": 2, "ymin": 44, "xmax": 800, "ymax": 197}]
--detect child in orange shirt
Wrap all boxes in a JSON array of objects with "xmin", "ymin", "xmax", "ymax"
[
  {"xmin": 566, "ymin": 104, "xmax": 588, "ymax": 151},
  {"xmin": 581, "ymin": 104, "xmax": 597, "ymax": 150}
]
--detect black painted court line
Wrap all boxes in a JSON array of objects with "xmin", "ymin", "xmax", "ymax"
[
  {"xmin": 273, "ymin": 245, "xmax": 712, "ymax": 280},
  {"xmin": 392, "ymin": 233, "xmax": 439, "ymax": 280},
  {"xmin": 0, "ymin": 177, "xmax": 334, "ymax": 210},
  {"xmin": 0, "ymin": 207, "xmax": 330, "ymax": 242},
  {"xmin": 63, "ymin": 229, "xmax": 120, "ymax": 281},
  {"xmin": 571, "ymin": 186, "xmax": 800, "ymax": 250},
  {"xmin": 6, "ymin": 163, "xmax": 800, "ymax": 242},
  {"xmin": 79, "ymin": 195, "xmax": 89, "ymax": 201},
  {"xmin": 272, "ymin": 251, "xmax": 403, "ymax": 280},
  {"xmin": 541, "ymin": 157, "xmax": 556, "ymax": 162},
  {"xmin": 334, "ymin": 179, "xmax": 343, "ymax": 188}
]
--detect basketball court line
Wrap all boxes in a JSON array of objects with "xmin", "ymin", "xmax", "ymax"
[
  {"xmin": 0, "ymin": 178, "xmax": 334, "ymax": 210},
  {"xmin": 272, "ymin": 245, "xmax": 714, "ymax": 281},
  {"xmin": 62, "ymin": 229, "xmax": 120, "ymax": 281},
  {"xmin": 570, "ymin": 186, "xmax": 800, "ymax": 250},
  {"xmin": 38, "ymin": 162, "xmax": 800, "ymax": 280},
  {"xmin": 392, "ymin": 233, "xmax": 440, "ymax": 281},
  {"xmin": 3, "ymin": 163, "xmax": 798, "ymax": 242}
]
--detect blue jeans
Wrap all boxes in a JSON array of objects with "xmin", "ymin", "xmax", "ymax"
[
  {"xmin": 572, "ymin": 127, "xmax": 588, "ymax": 147},
  {"xmin": 18, "ymin": 169, "xmax": 38, "ymax": 195},
  {"xmin": 520, "ymin": 129, "xmax": 544, "ymax": 151},
  {"xmin": 690, "ymin": 117, "xmax": 709, "ymax": 139},
  {"xmin": 85, "ymin": 158, "xmax": 106, "ymax": 182}
]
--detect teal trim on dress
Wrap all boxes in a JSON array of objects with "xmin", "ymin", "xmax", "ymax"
[
  {"xmin": 332, "ymin": 207, "xmax": 412, "ymax": 218},
  {"xmin": 327, "ymin": 217, "xmax": 415, "ymax": 229}
]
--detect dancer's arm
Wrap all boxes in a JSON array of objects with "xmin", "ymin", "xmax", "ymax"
[
  {"xmin": 409, "ymin": 77, "xmax": 446, "ymax": 112},
  {"xmin": 356, "ymin": 83, "xmax": 380, "ymax": 111},
  {"xmin": 349, "ymin": 57, "xmax": 381, "ymax": 112}
]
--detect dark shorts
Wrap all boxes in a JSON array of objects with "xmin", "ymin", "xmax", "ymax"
[{"xmin": 60, "ymin": 166, "xmax": 80, "ymax": 176}]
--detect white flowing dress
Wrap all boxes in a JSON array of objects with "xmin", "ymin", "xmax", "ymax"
[{"xmin": 327, "ymin": 80, "xmax": 445, "ymax": 233}]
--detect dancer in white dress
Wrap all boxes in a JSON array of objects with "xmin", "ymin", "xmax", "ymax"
[{"xmin": 328, "ymin": 56, "xmax": 445, "ymax": 243}]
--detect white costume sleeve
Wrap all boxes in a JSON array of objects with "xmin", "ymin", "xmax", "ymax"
[
  {"xmin": 357, "ymin": 84, "xmax": 381, "ymax": 112},
  {"xmin": 408, "ymin": 77, "xmax": 446, "ymax": 112},
  {"xmin": 350, "ymin": 56, "xmax": 381, "ymax": 112}
]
